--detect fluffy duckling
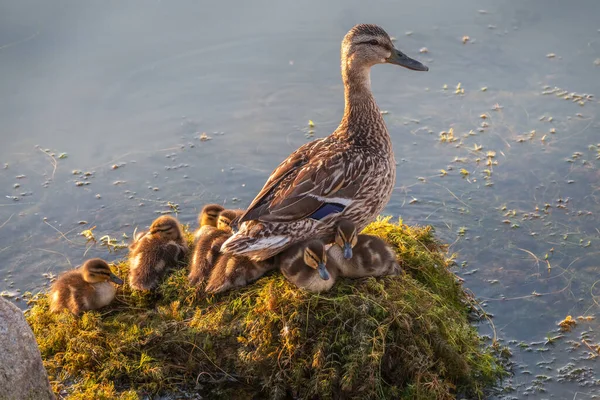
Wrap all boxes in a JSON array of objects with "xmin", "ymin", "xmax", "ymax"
[
  {"xmin": 204, "ymin": 253, "xmax": 275, "ymax": 293},
  {"xmin": 188, "ymin": 209, "xmax": 242, "ymax": 285},
  {"xmin": 279, "ymin": 221, "xmax": 400, "ymax": 293},
  {"xmin": 194, "ymin": 204, "xmax": 225, "ymax": 241},
  {"xmin": 331, "ymin": 219, "xmax": 400, "ymax": 278},
  {"xmin": 278, "ymin": 240, "xmax": 337, "ymax": 293},
  {"xmin": 50, "ymin": 258, "xmax": 124, "ymax": 315},
  {"xmin": 128, "ymin": 215, "xmax": 188, "ymax": 291}
]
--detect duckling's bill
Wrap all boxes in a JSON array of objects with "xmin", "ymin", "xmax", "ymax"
[
  {"xmin": 386, "ymin": 49, "xmax": 428, "ymax": 71},
  {"xmin": 318, "ymin": 263, "xmax": 330, "ymax": 280},
  {"xmin": 110, "ymin": 273, "xmax": 124, "ymax": 284},
  {"xmin": 343, "ymin": 243, "xmax": 353, "ymax": 259}
]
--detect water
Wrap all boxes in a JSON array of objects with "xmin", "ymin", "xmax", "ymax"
[{"xmin": 1, "ymin": 0, "xmax": 599, "ymax": 397}]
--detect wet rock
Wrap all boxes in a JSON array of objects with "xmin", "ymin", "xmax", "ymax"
[{"xmin": 0, "ymin": 298, "xmax": 54, "ymax": 400}]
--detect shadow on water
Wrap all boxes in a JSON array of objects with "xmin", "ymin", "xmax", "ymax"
[{"xmin": 1, "ymin": 0, "xmax": 599, "ymax": 397}]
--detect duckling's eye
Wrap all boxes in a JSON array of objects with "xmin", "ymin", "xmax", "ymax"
[{"xmin": 368, "ymin": 39, "xmax": 379, "ymax": 46}]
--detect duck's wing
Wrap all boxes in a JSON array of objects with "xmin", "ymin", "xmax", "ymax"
[{"xmin": 239, "ymin": 139, "xmax": 362, "ymax": 224}]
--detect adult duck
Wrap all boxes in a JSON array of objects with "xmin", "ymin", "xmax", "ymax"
[{"xmin": 222, "ymin": 24, "xmax": 428, "ymax": 261}]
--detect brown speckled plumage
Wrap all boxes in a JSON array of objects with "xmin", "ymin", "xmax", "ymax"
[{"xmin": 221, "ymin": 24, "xmax": 427, "ymax": 261}]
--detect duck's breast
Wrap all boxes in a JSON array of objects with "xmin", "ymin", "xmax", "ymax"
[{"xmin": 92, "ymin": 282, "xmax": 116, "ymax": 308}]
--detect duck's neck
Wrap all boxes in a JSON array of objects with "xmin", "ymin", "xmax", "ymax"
[{"xmin": 336, "ymin": 63, "xmax": 390, "ymax": 150}]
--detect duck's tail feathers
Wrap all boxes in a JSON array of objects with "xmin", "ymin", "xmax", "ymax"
[{"xmin": 221, "ymin": 233, "xmax": 291, "ymax": 261}]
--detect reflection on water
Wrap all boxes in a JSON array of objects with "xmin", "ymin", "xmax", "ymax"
[{"xmin": 1, "ymin": 0, "xmax": 599, "ymax": 397}]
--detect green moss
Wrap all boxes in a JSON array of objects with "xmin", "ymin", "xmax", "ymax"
[{"xmin": 26, "ymin": 217, "xmax": 507, "ymax": 399}]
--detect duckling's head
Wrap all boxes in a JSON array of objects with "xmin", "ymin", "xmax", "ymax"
[
  {"xmin": 302, "ymin": 240, "xmax": 330, "ymax": 280},
  {"xmin": 149, "ymin": 215, "xmax": 182, "ymax": 241},
  {"xmin": 335, "ymin": 219, "xmax": 358, "ymax": 260},
  {"xmin": 81, "ymin": 258, "xmax": 124, "ymax": 284},
  {"xmin": 199, "ymin": 204, "xmax": 225, "ymax": 227},
  {"xmin": 342, "ymin": 24, "xmax": 428, "ymax": 72},
  {"xmin": 217, "ymin": 209, "xmax": 242, "ymax": 231}
]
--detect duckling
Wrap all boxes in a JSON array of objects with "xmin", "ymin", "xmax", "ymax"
[
  {"xmin": 194, "ymin": 204, "xmax": 225, "ymax": 242},
  {"xmin": 204, "ymin": 253, "xmax": 275, "ymax": 293},
  {"xmin": 279, "ymin": 221, "xmax": 399, "ymax": 293},
  {"xmin": 278, "ymin": 240, "xmax": 337, "ymax": 293},
  {"xmin": 49, "ymin": 258, "xmax": 124, "ymax": 315},
  {"xmin": 188, "ymin": 209, "xmax": 242, "ymax": 285},
  {"xmin": 128, "ymin": 215, "xmax": 188, "ymax": 291},
  {"xmin": 331, "ymin": 219, "xmax": 400, "ymax": 278}
]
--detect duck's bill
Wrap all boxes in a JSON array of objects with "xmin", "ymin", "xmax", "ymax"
[
  {"xmin": 110, "ymin": 273, "xmax": 124, "ymax": 285},
  {"xmin": 387, "ymin": 49, "xmax": 429, "ymax": 71},
  {"xmin": 318, "ymin": 263, "xmax": 330, "ymax": 280},
  {"xmin": 343, "ymin": 243, "xmax": 353, "ymax": 259}
]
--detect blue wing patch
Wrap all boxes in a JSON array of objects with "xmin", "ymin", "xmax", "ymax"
[{"xmin": 309, "ymin": 203, "xmax": 346, "ymax": 221}]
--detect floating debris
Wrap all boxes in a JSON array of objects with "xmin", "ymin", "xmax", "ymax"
[
  {"xmin": 80, "ymin": 226, "xmax": 97, "ymax": 244},
  {"xmin": 419, "ymin": 47, "xmax": 429, "ymax": 54},
  {"xmin": 594, "ymin": 58, "xmax": 600, "ymax": 66},
  {"xmin": 75, "ymin": 181, "xmax": 90, "ymax": 187},
  {"xmin": 546, "ymin": 53, "xmax": 556, "ymax": 59},
  {"xmin": 481, "ymin": 86, "xmax": 488, "ymax": 92},
  {"xmin": 558, "ymin": 315, "xmax": 576, "ymax": 332},
  {"xmin": 199, "ymin": 132, "xmax": 212, "ymax": 141},
  {"xmin": 462, "ymin": 35, "xmax": 470, "ymax": 44},
  {"xmin": 455, "ymin": 82, "xmax": 465, "ymax": 95},
  {"xmin": 58, "ymin": 153, "xmax": 68, "ymax": 159},
  {"xmin": 15, "ymin": 175, "xmax": 26, "ymax": 179},
  {"xmin": 439, "ymin": 128, "xmax": 457, "ymax": 143}
]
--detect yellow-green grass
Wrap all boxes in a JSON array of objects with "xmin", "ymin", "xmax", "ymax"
[{"xmin": 26, "ymin": 217, "xmax": 507, "ymax": 399}]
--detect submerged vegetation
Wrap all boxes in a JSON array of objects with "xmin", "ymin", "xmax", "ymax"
[{"xmin": 26, "ymin": 218, "xmax": 507, "ymax": 399}]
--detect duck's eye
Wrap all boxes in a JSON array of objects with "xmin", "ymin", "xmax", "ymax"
[{"xmin": 368, "ymin": 39, "xmax": 379, "ymax": 46}]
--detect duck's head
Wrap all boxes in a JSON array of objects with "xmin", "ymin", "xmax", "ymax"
[
  {"xmin": 335, "ymin": 219, "xmax": 358, "ymax": 260},
  {"xmin": 302, "ymin": 240, "xmax": 330, "ymax": 280},
  {"xmin": 150, "ymin": 215, "xmax": 182, "ymax": 240},
  {"xmin": 199, "ymin": 204, "xmax": 225, "ymax": 227},
  {"xmin": 81, "ymin": 258, "xmax": 123, "ymax": 284},
  {"xmin": 217, "ymin": 209, "xmax": 242, "ymax": 231},
  {"xmin": 342, "ymin": 24, "xmax": 428, "ymax": 72}
]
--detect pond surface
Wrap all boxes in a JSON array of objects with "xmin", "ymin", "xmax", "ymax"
[{"xmin": 1, "ymin": 0, "xmax": 599, "ymax": 397}]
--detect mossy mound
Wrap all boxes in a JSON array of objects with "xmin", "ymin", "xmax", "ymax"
[{"xmin": 26, "ymin": 218, "xmax": 507, "ymax": 399}]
